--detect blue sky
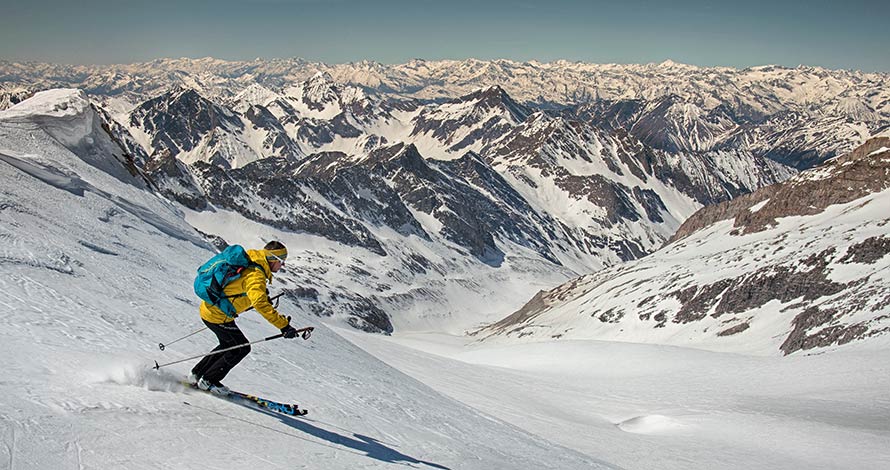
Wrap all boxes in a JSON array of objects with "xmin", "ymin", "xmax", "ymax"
[{"xmin": 3, "ymin": 0, "xmax": 888, "ymax": 71}]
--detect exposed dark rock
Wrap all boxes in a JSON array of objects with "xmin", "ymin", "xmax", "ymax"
[
  {"xmin": 632, "ymin": 186, "xmax": 667, "ymax": 223},
  {"xmin": 130, "ymin": 87, "xmax": 243, "ymax": 159},
  {"xmin": 651, "ymin": 248, "xmax": 853, "ymax": 338},
  {"xmin": 471, "ymin": 289, "xmax": 551, "ymax": 337},
  {"xmin": 144, "ymin": 148, "xmax": 207, "ymax": 210},
  {"xmin": 411, "ymin": 86, "xmax": 530, "ymax": 152},
  {"xmin": 669, "ymin": 187, "xmax": 775, "ymax": 242},
  {"xmin": 653, "ymin": 311, "xmax": 668, "ymax": 328},
  {"xmin": 670, "ymin": 279, "xmax": 734, "ymax": 323},
  {"xmin": 243, "ymin": 104, "xmax": 303, "ymax": 160},
  {"xmin": 329, "ymin": 291, "xmax": 393, "ymax": 334},
  {"xmin": 780, "ymin": 307, "xmax": 869, "ymax": 355},
  {"xmin": 281, "ymin": 286, "xmax": 319, "ymax": 302},
  {"xmin": 571, "ymin": 99, "xmax": 644, "ymax": 132},
  {"xmin": 713, "ymin": 261, "xmax": 847, "ymax": 317},
  {"xmin": 838, "ymin": 236, "xmax": 890, "ymax": 265},
  {"xmin": 191, "ymin": 159, "xmax": 387, "ymax": 255},
  {"xmin": 193, "ymin": 230, "xmax": 228, "ymax": 251},
  {"xmin": 299, "ymin": 154, "xmax": 430, "ymax": 240},
  {"xmin": 735, "ymin": 139, "xmax": 890, "ymax": 234},
  {"xmin": 557, "ymin": 173, "xmax": 640, "ymax": 226},
  {"xmin": 596, "ymin": 307, "xmax": 624, "ymax": 323},
  {"xmin": 717, "ymin": 322, "xmax": 750, "ymax": 336},
  {"xmin": 0, "ymin": 89, "xmax": 33, "ymax": 111},
  {"xmin": 401, "ymin": 254, "xmax": 432, "ymax": 275}
]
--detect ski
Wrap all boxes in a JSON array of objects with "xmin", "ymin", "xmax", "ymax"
[
  {"xmin": 228, "ymin": 390, "xmax": 308, "ymax": 416},
  {"xmin": 184, "ymin": 382, "xmax": 308, "ymax": 416}
]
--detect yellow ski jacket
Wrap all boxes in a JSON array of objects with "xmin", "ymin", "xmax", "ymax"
[{"xmin": 199, "ymin": 249, "xmax": 289, "ymax": 329}]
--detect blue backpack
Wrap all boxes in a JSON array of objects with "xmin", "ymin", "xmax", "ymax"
[{"xmin": 194, "ymin": 245, "xmax": 265, "ymax": 317}]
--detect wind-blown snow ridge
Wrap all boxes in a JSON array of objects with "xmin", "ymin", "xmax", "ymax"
[{"xmin": 0, "ymin": 88, "xmax": 90, "ymax": 119}]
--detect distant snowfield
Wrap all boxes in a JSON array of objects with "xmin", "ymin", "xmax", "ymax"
[{"xmin": 345, "ymin": 331, "xmax": 890, "ymax": 470}]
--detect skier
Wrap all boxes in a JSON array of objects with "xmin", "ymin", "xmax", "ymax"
[{"xmin": 189, "ymin": 240, "xmax": 299, "ymax": 394}]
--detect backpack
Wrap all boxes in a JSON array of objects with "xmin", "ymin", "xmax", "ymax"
[{"xmin": 193, "ymin": 245, "xmax": 265, "ymax": 317}]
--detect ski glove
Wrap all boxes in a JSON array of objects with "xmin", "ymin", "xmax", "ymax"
[{"xmin": 281, "ymin": 324, "xmax": 298, "ymax": 339}]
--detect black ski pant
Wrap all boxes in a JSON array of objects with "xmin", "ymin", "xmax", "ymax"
[{"xmin": 191, "ymin": 319, "xmax": 251, "ymax": 384}]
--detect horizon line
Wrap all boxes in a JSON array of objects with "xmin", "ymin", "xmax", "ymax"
[{"xmin": 2, "ymin": 55, "xmax": 887, "ymax": 75}]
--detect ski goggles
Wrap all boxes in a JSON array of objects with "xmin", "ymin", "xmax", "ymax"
[{"xmin": 266, "ymin": 250, "xmax": 287, "ymax": 265}]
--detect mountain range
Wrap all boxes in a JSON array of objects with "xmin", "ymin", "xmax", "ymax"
[
  {"xmin": 2, "ymin": 57, "xmax": 888, "ymax": 352},
  {"xmin": 3, "ymin": 57, "xmax": 887, "ymax": 168}
]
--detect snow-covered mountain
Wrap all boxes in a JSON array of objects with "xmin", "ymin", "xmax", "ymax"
[
  {"xmin": 0, "ymin": 86, "xmax": 33, "ymax": 111},
  {"xmin": 26, "ymin": 48, "xmax": 890, "ymax": 345},
  {"xmin": 3, "ymin": 65, "xmax": 890, "ymax": 470},
  {"xmin": 128, "ymin": 86, "xmax": 795, "ymax": 332},
  {"xmin": 4, "ymin": 58, "xmax": 887, "ymax": 167},
  {"xmin": 474, "ymin": 138, "xmax": 890, "ymax": 355},
  {"xmin": 408, "ymin": 85, "xmax": 531, "ymax": 157},
  {"xmin": 128, "ymin": 86, "xmax": 305, "ymax": 168},
  {"xmin": 4, "ymin": 58, "xmax": 885, "ymax": 115}
]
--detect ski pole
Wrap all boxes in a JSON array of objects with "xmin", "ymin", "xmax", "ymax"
[
  {"xmin": 157, "ymin": 293, "xmax": 285, "ymax": 350},
  {"xmin": 152, "ymin": 326, "xmax": 314, "ymax": 370},
  {"xmin": 159, "ymin": 326, "xmax": 207, "ymax": 351}
]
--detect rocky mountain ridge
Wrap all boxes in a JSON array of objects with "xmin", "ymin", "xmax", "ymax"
[
  {"xmin": 474, "ymin": 138, "xmax": 890, "ymax": 354},
  {"xmin": 136, "ymin": 80, "xmax": 792, "ymax": 273},
  {"xmin": 3, "ymin": 58, "xmax": 887, "ymax": 168}
]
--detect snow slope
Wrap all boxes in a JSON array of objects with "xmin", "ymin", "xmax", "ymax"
[
  {"xmin": 0, "ymin": 90, "xmax": 610, "ymax": 469},
  {"xmin": 348, "ymin": 331, "xmax": 890, "ymax": 470}
]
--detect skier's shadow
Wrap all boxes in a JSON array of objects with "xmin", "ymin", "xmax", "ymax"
[{"xmin": 236, "ymin": 403, "xmax": 450, "ymax": 469}]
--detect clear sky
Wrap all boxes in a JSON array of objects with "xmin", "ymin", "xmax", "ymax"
[{"xmin": 2, "ymin": 0, "xmax": 888, "ymax": 71}]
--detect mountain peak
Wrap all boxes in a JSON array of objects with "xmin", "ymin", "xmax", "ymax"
[
  {"xmin": 457, "ymin": 85, "xmax": 512, "ymax": 105},
  {"xmin": 232, "ymin": 83, "xmax": 279, "ymax": 109},
  {"xmin": 307, "ymin": 71, "xmax": 335, "ymax": 85},
  {"xmin": 481, "ymin": 84, "xmax": 507, "ymax": 96},
  {"xmin": 166, "ymin": 85, "xmax": 205, "ymax": 102},
  {"xmin": 461, "ymin": 85, "xmax": 530, "ymax": 124}
]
